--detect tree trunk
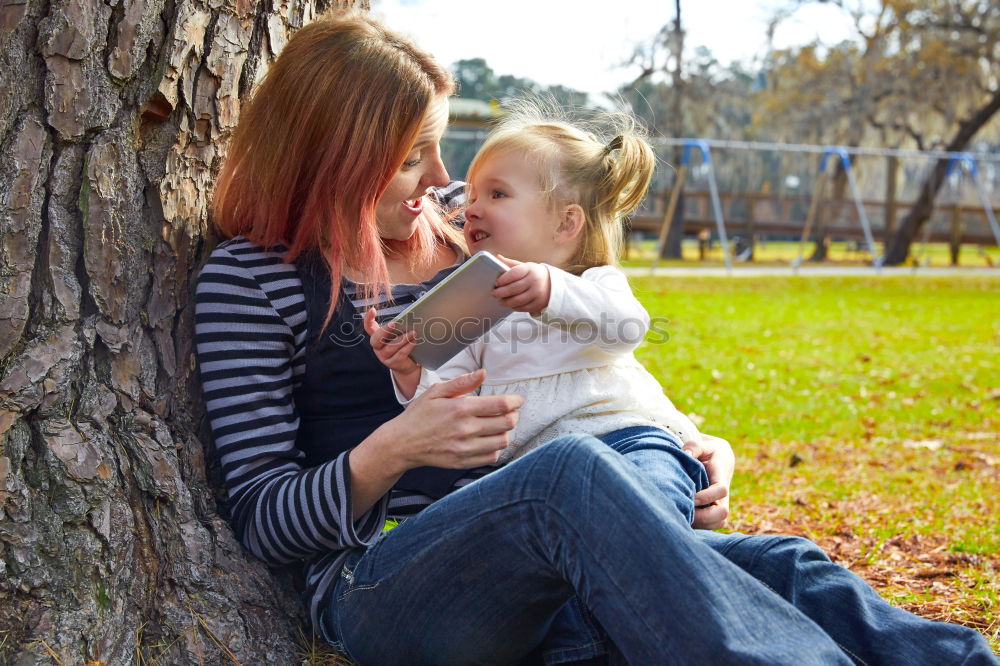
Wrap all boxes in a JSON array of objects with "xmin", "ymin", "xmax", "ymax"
[
  {"xmin": 660, "ymin": 0, "xmax": 684, "ymax": 259},
  {"xmin": 0, "ymin": 1, "xmax": 365, "ymax": 663},
  {"xmin": 883, "ymin": 87, "xmax": 1000, "ymax": 265},
  {"xmin": 661, "ymin": 191, "xmax": 685, "ymax": 259}
]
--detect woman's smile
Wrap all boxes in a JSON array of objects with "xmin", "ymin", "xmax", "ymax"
[{"xmin": 403, "ymin": 197, "xmax": 424, "ymax": 215}]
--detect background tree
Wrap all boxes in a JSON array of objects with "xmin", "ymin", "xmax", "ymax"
[
  {"xmin": 621, "ymin": 0, "xmax": 687, "ymax": 258},
  {"xmin": 452, "ymin": 56, "xmax": 588, "ymax": 106},
  {"xmin": 754, "ymin": 1, "xmax": 902, "ymax": 260},
  {"xmin": 755, "ymin": 0, "xmax": 1000, "ymax": 264},
  {"xmin": 0, "ymin": 1, "xmax": 366, "ymax": 663},
  {"xmin": 619, "ymin": 4, "xmax": 756, "ymax": 258},
  {"xmin": 879, "ymin": 0, "xmax": 1000, "ymax": 264}
]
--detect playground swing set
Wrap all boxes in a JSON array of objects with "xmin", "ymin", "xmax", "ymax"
[
  {"xmin": 911, "ymin": 153, "xmax": 1000, "ymax": 268},
  {"xmin": 652, "ymin": 140, "xmax": 733, "ymax": 274},
  {"xmin": 648, "ymin": 140, "xmax": 1000, "ymax": 272},
  {"xmin": 791, "ymin": 148, "xmax": 882, "ymax": 272}
]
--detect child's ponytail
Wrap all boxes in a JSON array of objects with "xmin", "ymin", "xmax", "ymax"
[{"xmin": 595, "ymin": 130, "xmax": 656, "ymax": 232}]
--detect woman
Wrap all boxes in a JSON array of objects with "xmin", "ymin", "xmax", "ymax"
[{"xmin": 195, "ymin": 8, "xmax": 996, "ymax": 664}]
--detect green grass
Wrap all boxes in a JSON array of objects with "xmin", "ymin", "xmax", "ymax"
[{"xmin": 632, "ymin": 275, "xmax": 999, "ymax": 648}]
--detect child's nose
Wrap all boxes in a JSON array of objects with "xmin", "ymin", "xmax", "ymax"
[{"xmin": 465, "ymin": 199, "xmax": 481, "ymax": 219}]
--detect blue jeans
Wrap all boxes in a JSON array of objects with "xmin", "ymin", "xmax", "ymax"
[
  {"xmin": 699, "ymin": 530, "xmax": 998, "ymax": 665},
  {"xmin": 324, "ymin": 434, "xmax": 855, "ymax": 664},
  {"xmin": 529, "ymin": 426, "xmax": 708, "ymax": 664},
  {"xmin": 600, "ymin": 425, "xmax": 709, "ymax": 524},
  {"xmin": 537, "ymin": 428, "xmax": 998, "ymax": 665}
]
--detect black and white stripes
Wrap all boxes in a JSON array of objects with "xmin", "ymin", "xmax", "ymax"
[{"xmin": 193, "ymin": 183, "xmax": 483, "ymax": 626}]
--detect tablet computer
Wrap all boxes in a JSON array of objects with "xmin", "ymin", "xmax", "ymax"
[{"xmin": 391, "ymin": 251, "xmax": 513, "ymax": 370}]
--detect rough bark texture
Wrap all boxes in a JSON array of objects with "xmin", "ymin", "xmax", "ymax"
[
  {"xmin": 0, "ymin": 0, "xmax": 366, "ymax": 663},
  {"xmin": 660, "ymin": 0, "xmax": 684, "ymax": 260},
  {"xmin": 883, "ymin": 88, "xmax": 1000, "ymax": 265}
]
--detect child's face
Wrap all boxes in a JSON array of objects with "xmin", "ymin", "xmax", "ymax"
[{"xmin": 464, "ymin": 150, "xmax": 567, "ymax": 265}]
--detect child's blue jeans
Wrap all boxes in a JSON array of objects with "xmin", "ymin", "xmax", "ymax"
[{"xmin": 599, "ymin": 425, "xmax": 709, "ymax": 524}]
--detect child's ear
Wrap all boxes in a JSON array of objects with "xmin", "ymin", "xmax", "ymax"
[{"xmin": 555, "ymin": 204, "xmax": 585, "ymax": 245}]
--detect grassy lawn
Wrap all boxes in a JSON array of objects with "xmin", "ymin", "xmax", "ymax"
[{"xmin": 632, "ymin": 275, "xmax": 999, "ymax": 650}]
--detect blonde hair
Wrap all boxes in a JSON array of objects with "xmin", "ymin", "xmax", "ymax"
[{"xmin": 467, "ymin": 100, "xmax": 655, "ymax": 273}]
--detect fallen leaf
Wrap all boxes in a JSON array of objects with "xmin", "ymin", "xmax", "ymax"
[{"xmin": 902, "ymin": 439, "xmax": 944, "ymax": 451}]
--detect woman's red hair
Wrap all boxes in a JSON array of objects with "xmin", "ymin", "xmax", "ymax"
[{"xmin": 212, "ymin": 8, "xmax": 456, "ymax": 324}]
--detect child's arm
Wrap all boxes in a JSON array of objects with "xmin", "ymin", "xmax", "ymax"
[
  {"xmin": 492, "ymin": 255, "xmax": 551, "ymax": 315},
  {"xmin": 492, "ymin": 257, "xmax": 646, "ymax": 328},
  {"xmin": 363, "ymin": 308, "xmax": 422, "ymax": 399},
  {"xmin": 530, "ymin": 264, "xmax": 650, "ymax": 353},
  {"xmin": 363, "ymin": 308, "xmax": 486, "ymax": 403}
]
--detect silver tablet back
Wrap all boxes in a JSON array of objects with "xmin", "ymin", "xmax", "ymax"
[{"xmin": 391, "ymin": 251, "xmax": 513, "ymax": 370}]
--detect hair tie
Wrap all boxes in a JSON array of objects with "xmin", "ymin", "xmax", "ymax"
[{"xmin": 603, "ymin": 135, "xmax": 624, "ymax": 155}]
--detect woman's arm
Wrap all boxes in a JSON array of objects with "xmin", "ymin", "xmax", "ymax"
[
  {"xmin": 198, "ymin": 244, "xmax": 522, "ymax": 556},
  {"xmin": 198, "ymin": 244, "xmax": 401, "ymax": 565}
]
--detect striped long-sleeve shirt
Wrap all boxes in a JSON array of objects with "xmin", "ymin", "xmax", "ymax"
[{"xmin": 194, "ymin": 183, "xmax": 489, "ymax": 626}]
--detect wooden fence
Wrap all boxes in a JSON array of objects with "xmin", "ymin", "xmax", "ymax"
[{"xmin": 628, "ymin": 190, "xmax": 999, "ymax": 260}]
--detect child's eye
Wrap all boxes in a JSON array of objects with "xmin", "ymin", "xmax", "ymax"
[{"xmin": 491, "ymin": 190, "xmax": 506, "ymax": 199}]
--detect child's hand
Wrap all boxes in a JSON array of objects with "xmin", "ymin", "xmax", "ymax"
[
  {"xmin": 363, "ymin": 308, "xmax": 421, "ymax": 376},
  {"xmin": 493, "ymin": 255, "xmax": 551, "ymax": 314}
]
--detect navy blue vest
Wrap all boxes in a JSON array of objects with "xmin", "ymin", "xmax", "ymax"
[{"xmin": 294, "ymin": 253, "xmax": 468, "ymax": 498}]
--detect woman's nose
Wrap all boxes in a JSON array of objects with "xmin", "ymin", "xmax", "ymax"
[{"xmin": 422, "ymin": 155, "xmax": 450, "ymax": 188}]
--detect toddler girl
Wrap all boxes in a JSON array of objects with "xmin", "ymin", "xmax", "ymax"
[{"xmin": 368, "ymin": 103, "xmax": 708, "ymax": 523}]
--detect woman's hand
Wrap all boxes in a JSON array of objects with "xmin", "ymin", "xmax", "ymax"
[
  {"xmin": 349, "ymin": 369, "xmax": 523, "ymax": 518},
  {"xmin": 381, "ymin": 369, "xmax": 523, "ymax": 470},
  {"xmin": 683, "ymin": 434, "xmax": 736, "ymax": 530},
  {"xmin": 493, "ymin": 255, "xmax": 551, "ymax": 314}
]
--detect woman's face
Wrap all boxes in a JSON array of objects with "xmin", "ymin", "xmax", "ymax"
[{"xmin": 375, "ymin": 95, "xmax": 451, "ymax": 241}]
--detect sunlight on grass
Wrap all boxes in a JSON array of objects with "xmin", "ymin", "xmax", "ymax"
[{"xmin": 633, "ymin": 276, "xmax": 999, "ymax": 649}]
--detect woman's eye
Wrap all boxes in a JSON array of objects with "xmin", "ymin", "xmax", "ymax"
[{"xmin": 403, "ymin": 158, "xmax": 422, "ymax": 168}]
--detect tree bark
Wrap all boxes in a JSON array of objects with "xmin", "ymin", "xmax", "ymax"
[
  {"xmin": 0, "ymin": 0, "xmax": 365, "ymax": 663},
  {"xmin": 660, "ymin": 0, "xmax": 684, "ymax": 259},
  {"xmin": 883, "ymin": 87, "xmax": 1000, "ymax": 265}
]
